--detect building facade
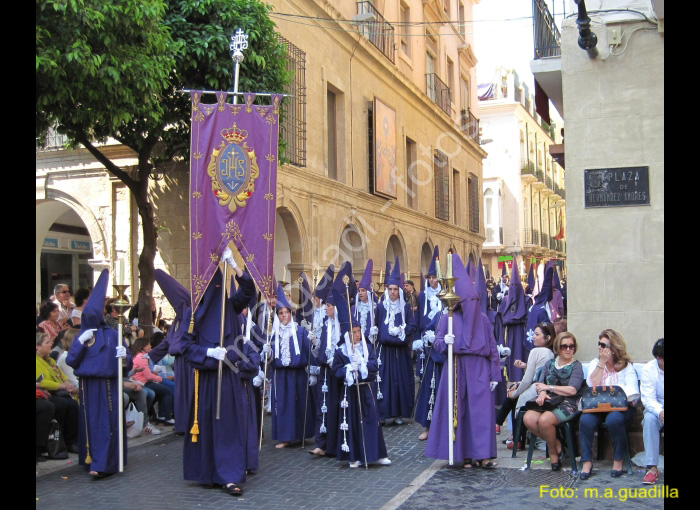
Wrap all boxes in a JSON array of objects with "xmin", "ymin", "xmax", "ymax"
[
  {"xmin": 478, "ymin": 67, "xmax": 566, "ymax": 280},
  {"xmin": 530, "ymin": 0, "xmax": 663, "ymax": 361},
  {"xmin": 36, "ymin": 0, "xmax": 487, "ymax": 316}
]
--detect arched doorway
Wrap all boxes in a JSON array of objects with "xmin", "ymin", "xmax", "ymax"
[
  {"xmin": 338, "ymin": 223, "xmax": 366, "ymax": 280},
  {"xmin": 385, "ymin": 234, "xmax": 405, "ymax": 274},
  {"xmin": 420, "ymin": 242, "xmax": 433, "ymax": 276},
  {"xmin": 36, "ymin": 202, "xmax": 95, "ymax": 304}
]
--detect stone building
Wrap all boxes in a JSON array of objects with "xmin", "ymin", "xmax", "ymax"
[
  {"xmin": 478, "ymin": 67, "xmax": 566, "ymax": 280},
  {"xmin": 36, "ymin": 0, "xmax": 487, "ymax": 316},
  {"xmin": 530, "ymin": 0, "xmax": 663, "ymax": 361}
]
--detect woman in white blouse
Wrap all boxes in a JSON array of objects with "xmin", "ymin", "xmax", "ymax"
[{"xmin": 579, "ymin": 329, "xmax": 639, "ymax": 480}]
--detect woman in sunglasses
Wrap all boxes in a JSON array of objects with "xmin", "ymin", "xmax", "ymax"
[
  {"xmin": 579, "ymin": 329, "xmax": 639, "ymax": 480},
  {"xmin": 523, "ymin": 332, "xmax": 584, "ymax": 471}
]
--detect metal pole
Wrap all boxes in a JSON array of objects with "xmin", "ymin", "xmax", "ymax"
[
  {"xmin": 230, "ymin": 28, "xmax": 248, "ymax": 106},
  {"xmin": 111, "ymin": 284, "xmax": 132, "ymax": 474},
  {"xmin": 344, "ymin": 276, "xmax": 368, "ymax": 469},
  {"xmin": 216, "ymin": 264, "xmax": 227, "ymax": 419}
]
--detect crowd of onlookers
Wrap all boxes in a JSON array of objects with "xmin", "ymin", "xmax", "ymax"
[{"xmin": 36, "ymin": 284, "xmax": 175, "ymax": 464}]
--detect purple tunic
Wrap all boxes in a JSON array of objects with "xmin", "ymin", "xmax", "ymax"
[
  {"xmin": 180, "ymin": 270, "xmax": 257, "ymax": 485},
  {"xmin": 425, "ymin": 311, "xmax": 501, "ymax": 462},
  {"xmin": 374, "ymin": 299, "xmax": 417, "ymax": 420}
]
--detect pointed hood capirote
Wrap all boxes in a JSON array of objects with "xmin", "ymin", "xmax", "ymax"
[
  {"xmin": 155, "ymin": 269, "xmax": 191, "ymax": 323},
  {"xmin": 81, "ymin": 268, "xmax": 110, "ymax": 331},
  {"xmin": 502, "ymin": 258, "xmax": 527, "ymax": 324},
  {"xmin": 358, "ymin": 259, "xmax": 373, "ymax": 290},
  {"xmin": 386, "ymin": 256, "xmax": 401, "ymax": 287},
  {"xmin": 298, "ymin": 271, "xmax": 314, "ymax": 323},
  {"xmin": 476, "ymin": 258, "xmax": 488, "ymax": 316},
  {"xmin": 314, "ymin": 263, "xmax": 335, "ymax": 303},
  {"xmin": 452, "ymin": 253, "xmax": 491, "ymax": 355},
  {"xmin": 276, "ymin": 281, "xmax": 293, "ymax": 312},
  {"xmin": 427, "ymin": 246, "xmax": 439, "ymax": 277}
]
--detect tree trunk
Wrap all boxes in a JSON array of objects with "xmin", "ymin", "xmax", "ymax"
[{"xmin": 134, "ymin": 158, "xmax": 158, "ymax": 337}]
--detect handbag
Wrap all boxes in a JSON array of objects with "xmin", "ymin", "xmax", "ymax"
[
  {"xmin": 125, "ymin": 402, "xmax": 144, "ymax": 439},
  {"xmin": 47, "ymin": 419, "xmax": 68, "ymax": 459},
  {"xmin": 581, "ymin": 385, "xmax": 628, "ymax": 413}
]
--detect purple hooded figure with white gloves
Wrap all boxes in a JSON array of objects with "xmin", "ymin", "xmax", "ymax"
[{"xmin": 425, "ymin": 253, "xmax": 501, "ymax": 469}]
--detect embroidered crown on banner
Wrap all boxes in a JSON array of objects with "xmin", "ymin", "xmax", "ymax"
[{"xmin": 221, "ymin": 123, "xmax": 248, "ymax": 144}]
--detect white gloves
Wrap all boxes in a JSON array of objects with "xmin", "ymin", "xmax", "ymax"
[
  {"xmin": 307, "ymin": 329, "xmax": 318, "ymax": 347},
  {"xmin": 490, "ymin": 381, "xmax": 498, "ymax": 392},
  {"xmin": 497, "ymin": 344, "xmax": 511, "ymax": 361},
  {"xmin": 424, "ymin": 330, "xmax": 436, "ymax": 345},
  {"xmin": 309, "ymin": 365, "xmax": 320, "ymax": 376},
  {"xmin": 261, "ymin": 343, "xmax": 271, "ymax": 357},
  {"xmin": 444, "ymin": 333, "xmax": 455, "ymax": 345},
  {"xmin": 222, "ymin": 247, "xmax": 237, "ymax": 269},
  {"xmin": 309, "ymin": 375, "xmax": 317, "ymax": 386},
  {"xmin": 253, "ymin": 369, "xmax": 265, "ymax": 387},
  {"xmin": 388, "ymin": 325, "xmax": 400, "ymax": 337},
  {"xmin": 369, "ymin": 326, "xmax": 378, "ymax": 337},
  {"xmin": 300, "ymin": 319, "xmax": 312, "ymax": 332},
  {"xmin": 206, "ymin": 347, "xmax": 227, "ymax": 360},
  {"xmin": 78, "ymin": 328, "xmax": 97, "ymax": 344},
  {"xmin": 345, "ymin": 365, "xmax": 355, "ymax": 387},
  {"xmin": 412, "ymin": 339, "xmax": 424, "ymax": 351},
  {"xmin": 116, "ymin": 345, "xmax": 127, "ymax": 358},
  {"xmin": 497, "ymin": 292, "xmax": 504, "ymax": 301}
]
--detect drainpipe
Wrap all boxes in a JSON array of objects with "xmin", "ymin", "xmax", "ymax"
[{"xmin": 574, "ymin": 0, "xmax": 598, "ymax": 58}]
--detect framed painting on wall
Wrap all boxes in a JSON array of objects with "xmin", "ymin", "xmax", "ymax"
[{"xmin": 373, "ymin": 97, "xmax": 397, "ymax": 199}]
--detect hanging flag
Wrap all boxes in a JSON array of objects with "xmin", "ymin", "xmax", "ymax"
[
  {"xmin": 554, "ymin": 208, "xmax": 565, "ymax": 240},
  {"xmin": 189, "ymin": 91, "xmax": 282, "ymax": 313}
]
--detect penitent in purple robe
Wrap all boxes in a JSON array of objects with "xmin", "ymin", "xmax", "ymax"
[
  {"xmin": 269, "ymin": 323, "xmax": 316, "ymax": 442},
  {"xmin": 67, "ymin": 269, "xmax": 133, "ymax": 475},
  {"xmin": 180, "ymin": 269, "xmax": 257, "ymax": 486},
  {"xmin": 425, "ymin": 255, "xmax": 501, "ymax": 463}
]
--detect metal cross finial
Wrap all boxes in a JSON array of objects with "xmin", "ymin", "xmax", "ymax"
[{"xmin": 230, "ymin": 28, "xmax": 249, "ymax": 63}]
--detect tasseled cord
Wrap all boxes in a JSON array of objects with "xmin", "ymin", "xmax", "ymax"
[
  {"xmin": 81, "ymin": 383, "xmax": 92, "ymax": 464},
  {"xmin": 190, "ymin": 369, "xmax": 200, "ymax": 442}
]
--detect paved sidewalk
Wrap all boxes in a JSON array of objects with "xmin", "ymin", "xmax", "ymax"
[{"xmin": 36, "ymin": 409, "xmax": 670, "ymax": 510}]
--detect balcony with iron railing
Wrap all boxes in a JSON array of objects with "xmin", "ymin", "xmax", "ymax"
[
  {"xmin": 524, "ymin": 228, "xmax": 540, "ymax": 246},
  {"xmin": 356, "ymin": 2, "xmax": 395, "ymax": 63},
  {"xmin": 426, "ymin": 73, "xmax": 451, "ymax": 115},
  {"xmin": 460, "ymin": 109, "xmax": 480, "ymax": 144},
  {"xmin": 540, "ymin": 232, "xmax": 550, "ymax": 250},
  {"xmin": 533, "ymin": 0, "xmax": 561, "ymax": 59}
]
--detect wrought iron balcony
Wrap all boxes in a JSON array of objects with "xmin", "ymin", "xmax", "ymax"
[
  {"xmin": 460, "ymin": 109, "xmax": 480, "ymax": 144},
  {"xmin": 524, "ymin": 228, "xmax": 540, "ymax": 246},
  {"xmin": 426, "ymin": 73, "xmax": 451, "ymax": 115},
  {"xmin": 356, "ymin": 2, "xmax": 395, "ymax": 63},
  {"xmin": 521, "ymin": 160, "xmax": 536, "ymax": 177},
  {"xmin": 540, "ymin": 232, "xmax": 550, "ymax": 249},
  {"xmin": 533, "ymin": 0, "xmax": 561, "ymax": 59}
]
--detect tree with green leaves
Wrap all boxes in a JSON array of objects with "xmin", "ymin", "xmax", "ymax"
[{"xmin": 36, "ymin": 0, "xmax": 291, "ymax": 330}]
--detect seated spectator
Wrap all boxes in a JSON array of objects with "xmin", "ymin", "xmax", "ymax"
[
  {"xmin": 57, "ymin": 329, "xmax": 81, "ymax": 388},
  {"xmin": 38, "ymin": 301, "xmax": 68, "ymax": 345},
  {"xmin": 523, "ymin": 332, "xmax": 584, "ymax": 471},
  {"xmin": 104, "ymin": 298, "xmax": 136, "ymax": 340},
  {"xmin": 150, "ymin": 331, "xmax": 175, "ymax": 389},
  {"xmin": 36, "ymin": 332, "xmax": 79, "ymax": 454},
  {"xmin": 52, "ymin": 283, "xmax": 74, "ymax": 326},
  {"xmin": 123, "ymin": 377, "xmax": 161, "ymax": 436},
  {"xmin": 579, "ymin": 329, "xmax": 639, "ymax": 480},
  {"xmin": 36, "ymin": 384, "xmax": 56, "ymax": 463},
  {"xmin": 641, "ymin": 338, "xmax": 664, "ymax": 485},
  {"xmin": 69, "ymin": 288, "xmax": 91, "ymax": 328},
  {"xmin": 496, "ymin": 321, "xmax": 556, "ymax": 449},
  {"xmin": 50, "ymin": 329, "xmax": 68, "ymax": 361},
  {"xmin": 130, "ymin": 336, "xmax": 174, "ymax": 425}
]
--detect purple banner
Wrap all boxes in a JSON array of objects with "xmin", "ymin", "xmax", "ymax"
[{"xmin": 189, "ymin": 91, "xmax": 281, "ymax": 312}]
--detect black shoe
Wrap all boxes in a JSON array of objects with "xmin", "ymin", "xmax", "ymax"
[
  {"xmin": 610, "ymin": 469, "xmax": 625, "ymax": 478},
  {"xmin": 66, "ymin": 443, "xmax": 80, "ymax": 454},
  {"xmin": 579, "ymin": 469, "xmax": 593, "ymax": 480},
  {"xmin": 551, "ymin": 461, "xmax": 561, "ymax": 471}
]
